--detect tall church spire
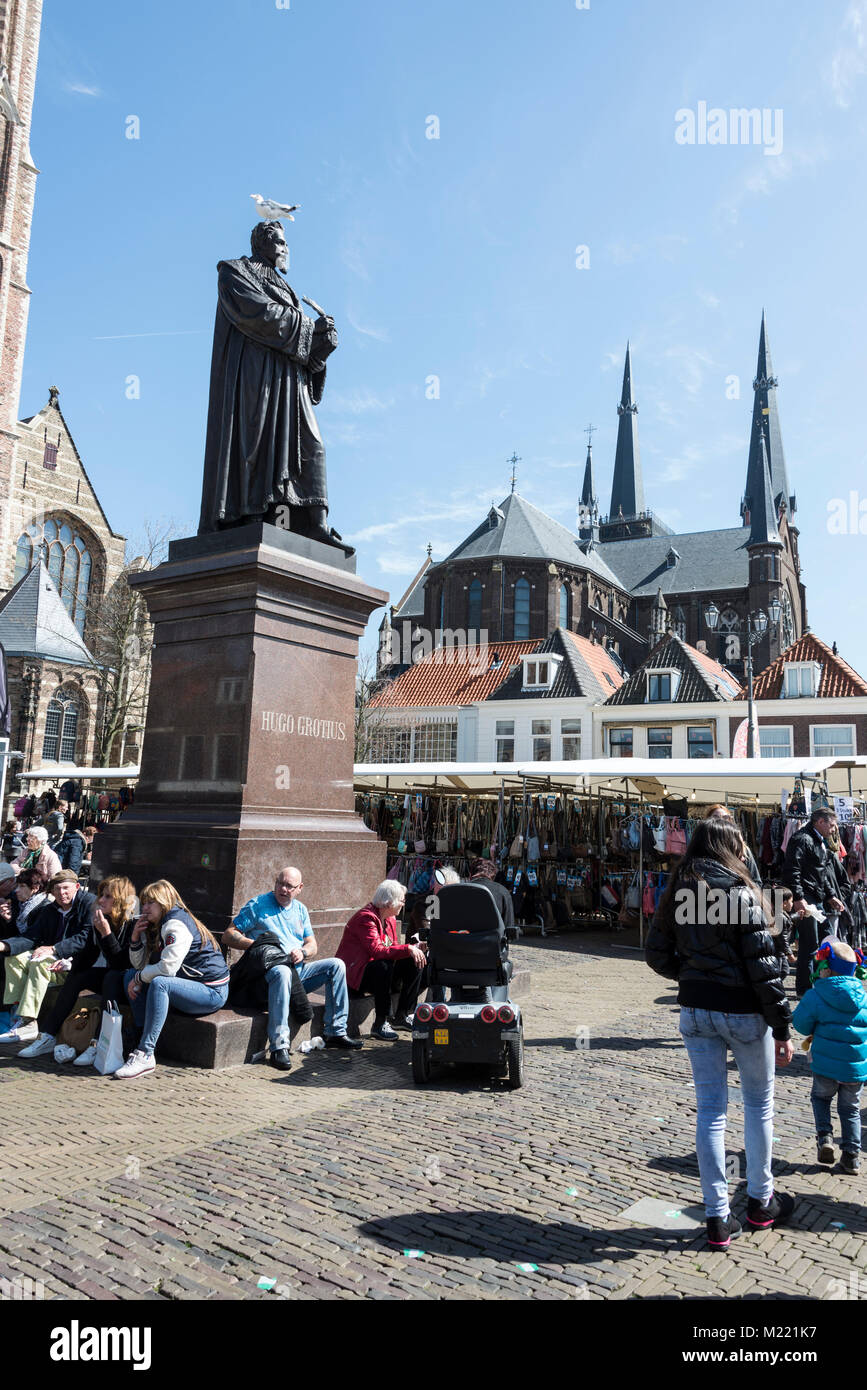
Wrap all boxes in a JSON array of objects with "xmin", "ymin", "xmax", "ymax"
[
  {"xmin": 747, "ymin": 433, "xmax": 783, "ymax": 549},
  {"xmin": 741, "ymin": 311, "xmax": 794, "ymax": 527},
  {"xmin": 609, "ymin": 342, "xmax": 645, "ymax": 520},
  {"xmin": 579, "ymin": 438, "xmax": 598, "ymax": 542}
]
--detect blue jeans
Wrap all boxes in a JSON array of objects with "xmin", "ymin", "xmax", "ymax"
[
  {"xmin": 264, "ymin": 958, "xmax": 348, "ymax": 1050},
  {"xmin": 125, "ymin": 969, "xmax": 228, "ymax": 1055},
  {"xmin": 679, "ymin": 1007, "xmax": 775, "ymax": 1217},
  {"xmin": 811, "ymin": 1074, "xmax": 863, "ymax": 1153}
]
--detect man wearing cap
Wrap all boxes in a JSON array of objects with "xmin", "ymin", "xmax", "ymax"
[{"xmin": 0, "ymin": 872, "xmax": 96, "ymax": 1045}]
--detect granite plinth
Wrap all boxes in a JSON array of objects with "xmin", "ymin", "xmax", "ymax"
[
  {"xmin": 93, "ymin": 527, "xmax": 388, "ymax": 935},
  {"xmin": 153, "ymin": 968, "xmax": 532, "ymax": 1070},
  {"xmin": 169, "ymin": 521, "xmax": 356, "ymax": 572}
]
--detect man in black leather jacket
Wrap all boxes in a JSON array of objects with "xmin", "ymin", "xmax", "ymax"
[{"xmin": 783, "ymin": 808, "xmax": 846, "ymax": 997}]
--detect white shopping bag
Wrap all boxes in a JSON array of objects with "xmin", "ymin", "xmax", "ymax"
[{"xmin": 93, "ymin": 1002, "xmax": 125, "ymax": 1075}]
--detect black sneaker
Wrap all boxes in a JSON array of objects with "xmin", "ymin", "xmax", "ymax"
[
  {"xmin": 840, "ymin": 1151, "xmax": 861, "ymax": 1176},
  {"xmin": 706, "ymin": 1214, "xmax": 742, "ymax": 1250},
  {"xmin": 269, "ymin": 1048, "xmax": 292, "ymax": 1071},
  {"xmin": 817, "ymin": 1134, "xmax": 836, "ymax": 1165},
  {"xmin": 746, "ymin": 1192, "xmax": 796, "ymax": 1231},
  {"xmin": 325, "ymin": 1033, "xmax": 363, "ymax": 1050}
]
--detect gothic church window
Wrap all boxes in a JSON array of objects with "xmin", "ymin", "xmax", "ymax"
[
  {"xmin": 514, "ymin": 578, "xmax": 530, "ymax": 639},
  {"xmin": 43, "ymin": 696, "xmax": 79, "ymax": 763},
  {"xmin": 12, "ymin": 518, "xmax": 93, "ymax": 634},
  {"xmin": 468, "ymin": 578, "xmax": 482, "ymax": 634},
  {"xmin": 559, "ymin": 583, "xmax": 569, "ymax": 629}
]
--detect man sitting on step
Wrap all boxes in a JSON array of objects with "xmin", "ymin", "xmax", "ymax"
[{"xmin": 224, "ymin": 866, "xmax": 362, "ymax": 1071}]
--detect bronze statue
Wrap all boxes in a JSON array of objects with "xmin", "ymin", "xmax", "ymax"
[{"xmin": 199, "ymin": 220, "xmax": 349, "ymax": 550}]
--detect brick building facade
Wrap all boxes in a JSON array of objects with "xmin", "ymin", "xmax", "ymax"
[{"xmin": 0, "ymin": 0, "xmax": 42, "ymax": 567}]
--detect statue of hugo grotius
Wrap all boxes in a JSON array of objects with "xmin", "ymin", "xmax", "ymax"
[{"xmin": 198, "ymin": 218, "xmax": 352, "ymax": 554}]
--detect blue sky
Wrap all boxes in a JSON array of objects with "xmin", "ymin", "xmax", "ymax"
[{"xmin": 21, "ymin": 0, "xmax": 867, "ymax": 670}]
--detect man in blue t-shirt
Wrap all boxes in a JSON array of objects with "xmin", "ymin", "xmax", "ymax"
[{"xmin": 225, "ymin": 866, "xmax": 362, "ymax": 1070}]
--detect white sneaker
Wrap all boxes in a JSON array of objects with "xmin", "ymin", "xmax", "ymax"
[
  {"xmin": 73, "ymin": 1041, "xmax": 98, "ymax": 1067},
  {"xmin": 53, "ymin": 1043, "xmax": 77, "ymax": 1064},
  {"xmin": 0, "ymin": 1019, "xmax": 38, "ymax": 1044},
  {"xmin": 112, "ymin": 1049, "xmax": 156, "ymax": 1080},
  {"xmin": 19, "ymin": 1031, "xmax": 56, "ymax": 1058}
]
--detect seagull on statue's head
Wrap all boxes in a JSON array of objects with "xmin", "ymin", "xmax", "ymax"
[{"xmin": 251, "ymin": 193, "xmax": 300, "ymax": 221}]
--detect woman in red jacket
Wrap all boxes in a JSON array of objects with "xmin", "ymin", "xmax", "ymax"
[{"xmin": 336, "ymin": 880, "xmax": 428, "ymax": 1040}]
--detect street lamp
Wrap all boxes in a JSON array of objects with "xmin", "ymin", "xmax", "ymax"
[{"xmin": 704, "ymin": 604, "xmax": 782, "ymax": 758}]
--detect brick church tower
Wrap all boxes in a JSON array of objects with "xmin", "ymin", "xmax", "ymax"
[{"xmin": 0, "ymin": 0, "xmax": 42, "ymax": 562}]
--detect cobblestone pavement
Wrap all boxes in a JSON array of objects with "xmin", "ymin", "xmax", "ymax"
[{"xmin": 0, "ymin": 935, "xmax": 863, "ymax": 1301}]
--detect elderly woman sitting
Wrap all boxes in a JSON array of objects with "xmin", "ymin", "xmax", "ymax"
[
  {"xmin": 336, "ymin": 880, "xmax": 428, "ymax": 1040},
  {"xmin": 17, "ymin": 827, "xmax": 62, "ymax": 883}
]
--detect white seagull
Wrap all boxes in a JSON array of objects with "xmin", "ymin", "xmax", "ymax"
[{"xmin": 251, "ymin": 193, "xmax": 300, "ymax": 221}]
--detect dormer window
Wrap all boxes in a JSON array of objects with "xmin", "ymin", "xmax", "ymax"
[
  {"xmin": 522, "ymin": 654, "xmax": 562, "ymax": 690},
  {"xmin": 666, "ymin": 547, "xmax": 680, "ymax": 569},
  {"xmin": 782, "ymin": 661, "xmax": 821, "ymax": 698},
  {"xmin": 646, "ymin": 669, "xmax": 680, "ymax": 703}
]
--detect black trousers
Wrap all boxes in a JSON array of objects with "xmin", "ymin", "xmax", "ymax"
[
  {"xmin": 795, "ymin": 913, "xmax": 833, "ymax": 997},
  {"xmin": 350, "ymin": 957, "xmax": 427, "ymax": 1022},
  {"xmin": 44, "ymin": 966, "xmax": 126, "ymax": 1036}
]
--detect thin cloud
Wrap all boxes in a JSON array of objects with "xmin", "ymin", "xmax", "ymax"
[
  {"xmin": 346, "ymin": 307, "xmax": 389, "ymax": 342},
  {"xmin": 64, "ymin": 81, "xmax": 101, "ymax": 97},
  {"xmin": 323, "ymin": 388, "xmax": 394, "ymax": 414},
  {"xmin": 828, "ymin": 0, "xmax": 867, "ymax": 107}
]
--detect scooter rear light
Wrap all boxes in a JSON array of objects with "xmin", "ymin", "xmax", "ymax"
[
  {"xmin": 432, "ymin": 1004, "xmax": 449, "ymax": 1023},
  {"xmin": 415, "ymin": 1004, "xmax": 432, "ymax": 1023},
  {"xmin": 497, "ymin": 1005, "xmax": 515, "ymax": 1024},
  {"xmin": 480, "ymin": 1005, "xmax": 498, "ymax": 1023}
]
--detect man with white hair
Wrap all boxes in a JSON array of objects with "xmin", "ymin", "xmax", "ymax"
[
  {"xmin": 224, "ymin": 866, "xmax": 361, "ymax": 1070},
  {"xmin": 336, "ymin": 880, "xmax": 427, "ymax": 1040}
]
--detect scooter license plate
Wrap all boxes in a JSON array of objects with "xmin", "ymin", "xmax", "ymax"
[{"xmin": 433, "ymin": 1028, "xmax": 449, "ymax": 1046}]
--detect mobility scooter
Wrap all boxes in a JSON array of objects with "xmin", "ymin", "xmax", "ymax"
[{"xmin": 411, "ymin": 881, "xmax": 524, "ymax": 1089}]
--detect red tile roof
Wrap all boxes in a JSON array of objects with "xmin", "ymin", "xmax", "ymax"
[
  {"xmin": 752, "ymin": 633, "xmax": 867, "ymax": 699},
  {"xmin": 686, "ymin": 642, "xmax": 743, "ymax": 698},
  {"xmin": 371, "ymin": 640, "xmax": 539, "ymax": 709},
  {"xmin": 560, "ymin": 629, "xmax": 626, "ymax": 696}
]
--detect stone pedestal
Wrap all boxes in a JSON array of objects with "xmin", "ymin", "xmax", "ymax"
[{"xmin": 92, "ymin": 523, "xmax": 388, "ymax": 956}]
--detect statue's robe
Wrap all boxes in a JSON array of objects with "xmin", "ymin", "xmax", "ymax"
[{"xmin": 199, "ymin": 257, "xmax": 328, "ymax": 532}]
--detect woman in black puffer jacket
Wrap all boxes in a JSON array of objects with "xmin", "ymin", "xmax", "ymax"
[{"xmin": 646, "ymin": 818, "xmax": 795, "ymax": 1249}]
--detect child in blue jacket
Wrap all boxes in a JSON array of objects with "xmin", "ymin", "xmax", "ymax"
[{"xmin": 792, "ymin": 940, "xmax": 867, "ymax": 1176}]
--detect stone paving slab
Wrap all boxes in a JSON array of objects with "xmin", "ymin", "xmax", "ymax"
[{"xmin": 0, "ymin": 934, "xmax": 863, "ymax": 1300}]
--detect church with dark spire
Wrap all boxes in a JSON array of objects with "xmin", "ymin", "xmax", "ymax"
[{"xmin": 381, "ymin": 313, "xmax": 808, "ymax": 684}]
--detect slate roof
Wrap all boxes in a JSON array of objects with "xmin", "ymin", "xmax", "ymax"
[
  {"xmin": 442, "ymin": 492, "xmax": 625, "ymax": 588},
  {"xmin": 0, "ymin": 562, "xmax": 95, "ymax": 665},
  {"xmin": 605, "ymin": 633, "xmax": 742, "ymax": 706},
  {"xmin": 752, "ymin": 634, "xmax": 867, "ymax": 700},
  {"xmin": 597, "ymin": 526, "xmax": 751, "ymax": 597},
  {"xmin": 391, "ymin": 554, "xmax": 431, "ymax": 620},
  {"xmin": 487, "ymin": 627, "xmax": 625, "ymax": 703},
  {"xmin": 370, "ymin": 639, "xmax": 539, "ymax": 709}
]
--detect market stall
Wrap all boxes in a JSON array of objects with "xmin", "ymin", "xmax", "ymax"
[{"xmin": 355, "ymin": 757, "xmax": 867, "ymax": 944}]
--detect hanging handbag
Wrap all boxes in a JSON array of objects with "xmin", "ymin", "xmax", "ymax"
[
  {"xmin": 527, "ymin": 810, "xmax": 541, "ymax": 863},
  {"xmin": 413, "ymin": 800, "xmax": 426, "ymax": 854},
  {"xmin": 642, "ymin": 873, "xmax": 656, "ymax": 918},
  {"xmin": 435, "ymin": 799, "xmax": 449, "ymax": 854},
  {"xmin": 626, "ymin": 873, "xmax": 641, "ymax": 911},
  {"xmin": 93, "ymin": 1001, "xmax": 125, "ymax": 1075},
  {"xmin": 652, "ymin": 815, "xmax": 667, "ymax": 853},
  {"xmin": 396, "ymin": 799, "xmax": 411, "ymax": 855},
  {"xmin": 665, "ymin": 817, "xmax": 688, "ymax": 857}
]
